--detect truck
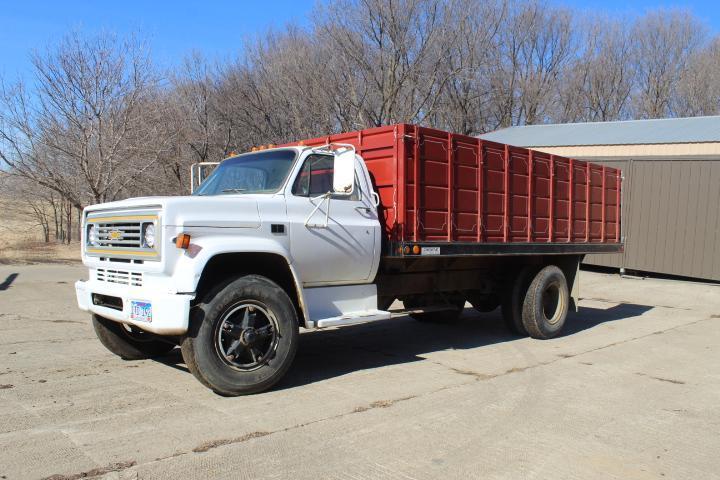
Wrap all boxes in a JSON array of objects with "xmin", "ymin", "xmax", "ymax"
[{"xmin": 75, "ymin": 123, "xmax": 623, "ymax": 395}]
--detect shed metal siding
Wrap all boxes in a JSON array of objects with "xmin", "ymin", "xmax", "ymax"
[{"xmin": 582, "ymin": 157, "xmax": 720, "ymax": 281}]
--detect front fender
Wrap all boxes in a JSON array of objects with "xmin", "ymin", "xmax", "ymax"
[{"xmin": 169, "ymin": 230, "xmax": 308, "ymax": 324}]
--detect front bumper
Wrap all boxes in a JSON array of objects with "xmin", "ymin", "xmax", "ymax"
[{"xmin": 75, "ymin": 279, "xmax": 192, "ymax": 335}]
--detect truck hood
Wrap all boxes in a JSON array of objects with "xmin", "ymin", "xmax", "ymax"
[{"xmin": 84, "ymin": 195, "xmax": 265, "ymax": 228}]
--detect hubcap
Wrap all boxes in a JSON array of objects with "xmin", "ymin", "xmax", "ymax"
[{"xmin": 215, "ymin": 302, "xmax": 279, "ymax": 371}]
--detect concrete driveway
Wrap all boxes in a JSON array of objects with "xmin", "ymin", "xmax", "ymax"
[{"xmin": 0, "ymin": 264, "xmax": 719, "ymax": 479}]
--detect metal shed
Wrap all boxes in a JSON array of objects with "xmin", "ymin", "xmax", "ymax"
[{"xmin": 479, "ymin": 116, "xmax": 720, "ymax": 282}]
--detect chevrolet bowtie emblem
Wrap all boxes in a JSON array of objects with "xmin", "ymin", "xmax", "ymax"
[{"xmin": 108, "ymin": 229, "xmax": 123, "ymax": 241}]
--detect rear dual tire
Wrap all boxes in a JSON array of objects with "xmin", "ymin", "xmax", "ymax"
[
  {"xmin": 502, "ymin": 265, "xmax": 570, "ymax": 339},
  {"xmin": 522, "ymin": 265, "xmax": 569, "ymax": 339},
  {"xmin": 501, "ymin": 266, "xmax": 535, "ymax": 336}
]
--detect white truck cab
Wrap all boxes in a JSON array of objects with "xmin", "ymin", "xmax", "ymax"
[{"xmin": 76, "ymin": 145, "xmax": 390, "ymax": 395}]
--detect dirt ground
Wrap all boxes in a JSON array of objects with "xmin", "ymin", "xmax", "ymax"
[{"xmin": 0, "ymin": 264, "xmax": 719, "ymax": 479}]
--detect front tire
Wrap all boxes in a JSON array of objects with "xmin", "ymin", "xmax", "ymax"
[
  {"xmin": 92, "ymin": 315, "xmax": 175, "ymax": 360},
  {"xmin": 181, "ymin": 275, "xmax": 298, "ymax": 396}
]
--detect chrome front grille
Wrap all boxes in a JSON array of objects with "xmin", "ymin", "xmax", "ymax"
[
  {"xmin": 96, "ymin": 222, "xmax": 142, "ymax": 248},
  {"xmin": 85, "ymin": 211, "xmax": 160, "ymax": 260},
  {"xmin": 96, "ymin": 268, "xmax": 143, "ymax": 287}
]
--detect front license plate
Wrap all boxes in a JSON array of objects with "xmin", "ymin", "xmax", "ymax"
[{"xmin": 130, "ymin": 301, "xmax": 152, "ymax": 323}]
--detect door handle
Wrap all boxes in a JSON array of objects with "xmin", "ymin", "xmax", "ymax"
[{"xmin": 355, "ymin": 206, "xmax": 371, "ymax": 214}]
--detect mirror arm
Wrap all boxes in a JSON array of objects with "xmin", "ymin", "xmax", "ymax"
[{"xmin": 304, "ymin": 192, "xmax": 332, "ymax": 229}]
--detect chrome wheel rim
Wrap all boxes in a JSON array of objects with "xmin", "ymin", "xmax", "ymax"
[{"xmin": 215, "ymin": 301, "xmax": 279, "ymax": 371}]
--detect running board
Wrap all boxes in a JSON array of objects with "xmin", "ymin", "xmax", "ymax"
[
  {"xmin": 312, "ymin": 304, "xmax": 462, "ymax": 328},
  {"xmin": 315, "ymin": 310, "xmax": 391, "ymax": 328}
]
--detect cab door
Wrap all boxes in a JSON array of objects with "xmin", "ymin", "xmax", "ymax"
[{"xmin": 285, "ymin": 153, "xmax": 378, "ymax": 286}]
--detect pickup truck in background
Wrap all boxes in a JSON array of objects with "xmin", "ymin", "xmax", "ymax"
[{"xmin": 75, "ymin": 124, "xmax": 623, "ymax": 395}]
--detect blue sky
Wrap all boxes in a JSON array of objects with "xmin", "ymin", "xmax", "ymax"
[{"xmin": 1, "ymin": 0, "xmax": 719, "ymax": 82}]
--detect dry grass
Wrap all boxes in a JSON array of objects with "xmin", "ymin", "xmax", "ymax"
[
  {"xmin": 0, "ymin": 241, "xmax": 81, "ymax": 265},
  {"xmin": 0, "ymin": 196, "xmax": 81, "ymax": 265}
]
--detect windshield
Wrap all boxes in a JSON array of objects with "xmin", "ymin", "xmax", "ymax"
[{"xmin": 193, "ymin": 149, "xmax": 297, "ymax": 196}]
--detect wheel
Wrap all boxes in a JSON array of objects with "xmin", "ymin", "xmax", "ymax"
[
  {"xmin": 522, "ymin": 265, "xmax": 569, "ymax": 339},
  {"xmin": 501, "ymin": 266, "xmax": 535, "ymax": 335},
  {"xmin": 180, "ymin": 275, "xmax": 298, "ymax": 396},
  {"xmin": 403, "ymin": 294, "xmax": 466, "ymax": 323},
  {"xmin": 92, "ymin": 314, "xmax": 175, "ymax": 360}
]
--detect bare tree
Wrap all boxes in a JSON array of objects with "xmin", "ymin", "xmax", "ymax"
[
  {"xmin": 432, "ymin": 0, "xmax": 506, "ymax": 134},
  {"xmin": 0, "ymin": 32, "xmax": 166, "ymax": 208},
  {"xmin": 168, "ymin": 53, "xmax": 230, "ymax": 169},
  {"xmin": 0, "ymin": 175, "xmax": 55, "ymax": 243},
  {"xmin": 674, "ymin": 37, "xmax": 720, "ymax": 116},
  {"xmin": 218, "ymin": 27, "xmax": 338, "ymax": 145},
  {"xmin": 316, "ymin": 0, "xmax": 462, "ymax": 127},
  {"xmin": 557, "ymin": 18, "xmax": 634, "ymax": 122},
  {"xmin": 487, "ymin": 0, "xmax": 576, "ymax": 128},
  {"xmin": 631, "ymin": 10, "xmax": 705, "ymax": 119}
]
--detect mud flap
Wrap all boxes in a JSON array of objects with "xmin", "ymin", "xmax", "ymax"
[{"xmin": 556, "ymin": 255, "xmax": 582, "ymax": 312}]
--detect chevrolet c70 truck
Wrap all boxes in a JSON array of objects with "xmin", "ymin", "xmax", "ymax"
[{"xmin": 75, "ymin": 124, "xmax": 623, "ymax": 395}]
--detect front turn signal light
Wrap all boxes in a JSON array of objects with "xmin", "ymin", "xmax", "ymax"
[{"xmin": 176, "ymin": 233, "xmax": 191, "ymax": 249}]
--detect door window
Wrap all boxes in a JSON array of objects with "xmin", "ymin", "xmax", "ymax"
[{"xmin": 292, "ymin": 154, "xmax": 361, "ymax": 200}]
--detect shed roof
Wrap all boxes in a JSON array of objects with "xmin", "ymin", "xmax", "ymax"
[{"xmin": 478, "ymin": 115, "xmax": 720, "ymax": 147}]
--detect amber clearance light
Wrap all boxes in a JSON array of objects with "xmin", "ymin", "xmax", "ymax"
[{"xmin": 176, "ymin": 233, "xmax": 191, "ymax": 249}]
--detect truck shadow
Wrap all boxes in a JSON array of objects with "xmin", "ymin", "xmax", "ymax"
[
  {"xmin": 153, "ymin": 301, "xmax": 654, "ymax": 389},
  {"xmin": 278, "ymin": 301, "xmax": 654, "ymax": 390}
]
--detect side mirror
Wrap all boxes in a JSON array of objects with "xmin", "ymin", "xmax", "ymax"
[
  {"xmin": 190, "ymin": 162, "xmax": 219, "ymax": 193},
  {"xmin": 333, "ymin": 148, "xmax": 355, "ymax": 195}
]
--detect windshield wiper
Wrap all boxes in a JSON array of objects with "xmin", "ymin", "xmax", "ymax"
[{"xmin": 221, "ymin": 188, "xmax": 247, "ymax": 194}]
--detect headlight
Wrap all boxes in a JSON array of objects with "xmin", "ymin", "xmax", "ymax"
[
  {"xmin": 87, "ymin": 224, "xmax": 98, "ymax": 246},
  {"xmin": 143, "ymin": 223, "xmax": 156, "ymax": 248}
]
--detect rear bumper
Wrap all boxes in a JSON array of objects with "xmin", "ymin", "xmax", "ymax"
[{"xmin": 75, "ymin": 279, "xmax": 192, "ymax": 335}]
